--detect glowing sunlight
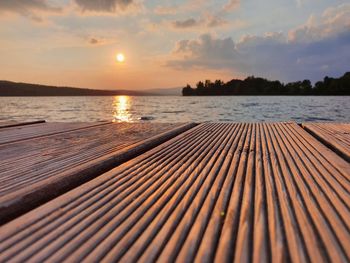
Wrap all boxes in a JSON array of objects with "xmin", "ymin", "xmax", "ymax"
[
  {"xmin": 113, "ymin": 96, "xmax": 131, "ymax": 122},
  {"xmin": 116, "ymin": 53, "xmax": 125, "ymax": 63}
]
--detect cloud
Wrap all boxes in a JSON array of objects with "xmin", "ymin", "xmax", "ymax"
[
  {"xmin": 167, "ymin": 34, "xmax": 244, "ymax": 70},
  {"xmin": 295, "ymin": 0, "xmax": 304, "ymax": 8},
  {"xmin": 237, "ymin": 32, "xmax": 285, "ymax": 49},
  {"xmin": 172, "ymin": 18, "xmax": 199, "ymax": 29},
  {"xmin": 166, "ymin": 3, "xmax": 350, "ymax": 82},
  {"xmin": 171, "ymin": 14, "xmax": 232, "ymax": 30},
  {"xmin": 153, "ymin": 6, "xmax": 177, "ymax": 15},
  {"xmin": 89, "ymin": 38, "xmax": 99, "ymax": 44},
  {"xmin": 0, "ymin": 0, "xmax": 61, "ymax": 21},
  {"xmin": 86, "ymin": 36, "xmax": 114, "ymax": 45},
  {"xmin": 154, "ymin": 0, "xmax": 208, "ymax": 15},
  {"xmin": 223, "ymin": 0, "xmax": 240, "ymax": 12},
  {"xmin": 206, "ymin": 16, "xmax": 228, "ymax": 28},
  {"xmin": 166, "ymin": 16, "xmax": 350, "ymax": 82},
  {"xmin": 156, "ymin": 0, "xmax": 240, "ymax": 31},
  {"xmin": 289, "ymin": 3, "xmax": 350, "ymax": 43},
  {"xmin": 74, "ymin": 0, "xmax": 142, "ymax": 13}
]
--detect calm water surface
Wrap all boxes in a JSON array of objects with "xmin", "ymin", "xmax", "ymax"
[{"xmin": 0, "ymin": 96, "xmax": 349, "ymax": 123}]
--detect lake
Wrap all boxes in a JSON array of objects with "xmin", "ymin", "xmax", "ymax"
[{"xmin": 0, "ymin": 96, "xmax": 349, "ymax": 123}]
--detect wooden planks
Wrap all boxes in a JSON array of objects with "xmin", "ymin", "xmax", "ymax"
[
  {"xmin": 0, "ymin": 120, "xmax": 45, "ymax": 129},
  {"xmin": 302, "ymin": 123, "xmax": 350, "ymax": 161},
  {"xmin": 0, "ymin": 122, "xmax": 110, "ymax": 144},
  {"xmin": 0, "ymin": 122, "xmax": 348, "ymax": 262},
  {"xmin": 0, "ymin": 122, "xmax": 195, "ymax": 224}
]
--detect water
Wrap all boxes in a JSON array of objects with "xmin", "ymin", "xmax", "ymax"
[{"xmin": 0, "ymin": 96, "xmax": 349, "ymax": 123}]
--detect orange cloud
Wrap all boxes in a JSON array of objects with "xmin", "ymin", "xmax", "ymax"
[{"xmin": 0, "ymin": 0, "xmax": 61, "ymax": 21}]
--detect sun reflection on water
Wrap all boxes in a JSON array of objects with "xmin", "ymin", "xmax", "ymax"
[{"xmin": 113, "ymin": 96, "xmax": 132, "ymax": 122}]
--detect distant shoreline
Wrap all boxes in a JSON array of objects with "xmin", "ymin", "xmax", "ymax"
[
  {"xmin": 183, "ymin": 72, "xmax": 350, "ymax": 96},
  {"xmin": 181, "ymin": 94, "xmax": 350, "ymax": 96},
  {"xmin": 0, "ymin": 94, "xmax": 170, "ymax": 97},
  {"xmin": 0, "ymin": 80, "xmax": 179, "ymax": 96},
  {"xmin": 1, "ymin": 94, "xmax": 349, "ymax": 97}
]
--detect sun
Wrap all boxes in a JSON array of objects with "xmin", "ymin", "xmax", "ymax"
[{"xmin": 116, "ymin": 53, "xmax": 125, "ymax": 63}]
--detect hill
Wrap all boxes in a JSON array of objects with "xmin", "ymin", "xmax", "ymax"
[
  {"xmin": 144, "ymin": 87, "xmax": 182, "ymax": 96},
  {"xmin": 0, "ymin": 81, "xmax": 155, "ymax": 96}
]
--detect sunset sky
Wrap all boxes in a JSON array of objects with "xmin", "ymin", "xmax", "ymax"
[{"xmin": 0, "ymin": 0, "xmax": 349, "ymax": 90}]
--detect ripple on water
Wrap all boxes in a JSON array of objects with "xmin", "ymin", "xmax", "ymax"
[
  {"xmin": 0, "ymin": 96, "xmax": 349, "ymax": 123},
  {"xmin": 161, "ymin": 111, "xmax": 186, "ymax": 114},
  {"xmin": 304, "ymin": 116, "xmax": 334, "ymax": 122},
  {"xmin": 219, "ymin": 118, "xmax": 234, "ymax": 122},
  {"xmin": 140, "ymin": 116, "xmax": 155, "ymax": 121},
  {"xmin": 241, "ymin": 103, "xmax": 259, "ymax": 107}
]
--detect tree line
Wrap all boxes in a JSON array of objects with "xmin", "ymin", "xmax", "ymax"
[{"xmin": 182, "ymin": 72, "xmax": 350, "ymax": 96}]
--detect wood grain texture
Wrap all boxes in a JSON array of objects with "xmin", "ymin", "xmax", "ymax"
[
  {"xmin": 0, "ymin": 122, "xmax": 348, "ymax": 263},
  {"xmin": 0, "ymin": 120, "xmax": 46, "ymax": 129},
  {"xmin": 0, "ymin": 122, "xmax": 194, "ymax": 224},
  {"xmin": 0, "ymin": 122, "xmax": 110, "ymax": 144},
  {"xmin": 302, "ymin": 123, "xmax": 350, "ymax": 161}
]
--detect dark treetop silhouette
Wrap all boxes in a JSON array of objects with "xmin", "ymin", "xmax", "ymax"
[{"xmin": 183, "ymin": 72, "xmax": 350, "ymax": 96}]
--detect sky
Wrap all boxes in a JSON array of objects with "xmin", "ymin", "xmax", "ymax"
[{"xmin": 0, "ymin": 0, "xmax": 349, "ymax": 90}]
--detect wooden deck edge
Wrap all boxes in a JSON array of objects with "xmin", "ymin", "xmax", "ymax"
[
  {"xmin": 0, "ymin": 122, "xmax": 197, "ymax": 225},
  {"xmin": 0, "ymin": 120, "xmax": 46, "ymax": 129},
  {"xmin": 301, "ymin": 124, "xmax": 350, "ymax": 162},
  {"xmin": 0, "ymin": 121, "xmax": 112, "ymax": 145}
]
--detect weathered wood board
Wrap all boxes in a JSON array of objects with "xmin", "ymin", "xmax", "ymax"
[
  {"xmin": 0, "ymin": 122, "xmax": 348, "ymax": 262},
  {"xmin": 0, "ymin": 120, "xmax": 46, "ymax": 129},
  {"xmin": 0, "ymin": 122, "xmax": 110, "ymax": 144},
  {"xmin": 302, "ymin": 122, "xmax": 350, "ymax": 161},
  {"xmin": 0, "ymin": 122, "xmax": 195, "ymax": 224}
]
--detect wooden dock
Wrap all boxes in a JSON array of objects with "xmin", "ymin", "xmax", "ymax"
[
  {"xmin": 0, "ymin": 121, "xmax": 349, "ymax": 262},
  {"xmin": 302, "ymin": 123, "xmax": 350, "ymax": 162},
  {"xmin": 0, "ymin": 122, "xmax": 194, "ymax": 224}
]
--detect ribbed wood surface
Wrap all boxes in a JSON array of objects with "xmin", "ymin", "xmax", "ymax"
[
  {"xmin": 302, "ymin": 123, "xmax": 350, "ymax": 162},
  {"xmin": 0, "ymin": 122, "xmax": 193, "ymax": 224},
  {"xmin": 0, "ymin": 120, "xmax": 45, "ymax": 129},
  {"xmin": 0, "ymin": 122, "xmax": 109, "ymax": 144},
  {"xmin": 0, "ymin": 122, "xmax": 348, "ymax": 263}
]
